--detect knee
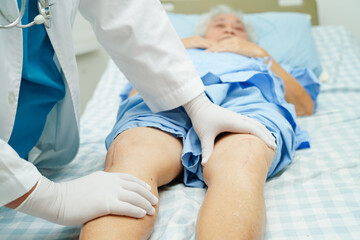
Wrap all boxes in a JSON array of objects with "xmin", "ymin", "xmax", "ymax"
[
  {"xmin": 105, "ymin": 128, "xmax": 157, "ymax": 172},
  {"xmin": 104, "ymin": 127, "xmax": 183, "ymax": 186},
  {"xmin": 202, "ymin": 134, "xmax": 275, "ymax": 185},
  {"xmin": 105, "ymin": 135, "xmax": 135, "ymax": 172}
]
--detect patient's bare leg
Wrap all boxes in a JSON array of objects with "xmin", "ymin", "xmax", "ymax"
[
  {"xmin": 80, "ymin": 127, "xmax": 183, "ymax": 240},
  {"xmin": 196, "ymin": 133, "xmax": 276, "ymax": 240}
]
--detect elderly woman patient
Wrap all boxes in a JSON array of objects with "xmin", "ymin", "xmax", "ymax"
[{"xmin": 80, "ymin": 5, "xmax": 319, "ymax": 240}]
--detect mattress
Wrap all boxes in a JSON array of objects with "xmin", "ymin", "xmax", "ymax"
[{"xmin": 1, "ymin": 25, "xmax": 359, "ymax": 240}]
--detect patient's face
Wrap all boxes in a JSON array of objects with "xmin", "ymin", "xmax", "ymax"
[{"xmin": 205, "ymin": 13, "xmax": 249, "ymax": 42}]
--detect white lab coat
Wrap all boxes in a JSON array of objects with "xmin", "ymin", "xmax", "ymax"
[{"xmin": 0, "ymin": 0, "xmax": 204, "ymax": 206}]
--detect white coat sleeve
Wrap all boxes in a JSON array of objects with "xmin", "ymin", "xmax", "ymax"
[
  {"xmin": 0, "ymin": 139, "xmax": 41, "ymax": 207},
  {"xmin": 78, "ymin": 0, "xmax": 205, "ymax": 112}
]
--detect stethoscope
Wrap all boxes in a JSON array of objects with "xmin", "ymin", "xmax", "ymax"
[{"xmin": 0, "ymin": 0, "xmax": 51, "ymax": 29}]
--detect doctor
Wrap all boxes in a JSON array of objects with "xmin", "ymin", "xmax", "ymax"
[{"xmin": 0, "ymin": 0, "xmax": 276, "ymax": 226}]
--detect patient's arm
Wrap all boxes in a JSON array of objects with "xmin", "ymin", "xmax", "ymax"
[
  {"xmin": 206, "ymin": 37, "xmax": 314, "ymax": 116},
  {"xmin": 181, "ymin": 36, "xmax": 217, "ymax": 49},
  {"xmin": 266, "ymin": 57, "xmax": 314, "ymax": 115},
  {"xmin": 206, "ymin": 37, "xmax": 265, "ymax": 58}
]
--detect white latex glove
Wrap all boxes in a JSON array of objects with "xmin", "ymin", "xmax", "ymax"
[
  {"xmin": 16, "ymin": 171, "xmax": 158, "ymax": 226},
  {"xmin": 183, "ymin": 93, "xmax": 277, "ymax": 165}
]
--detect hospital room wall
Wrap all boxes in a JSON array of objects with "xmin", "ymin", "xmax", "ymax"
[
  {"xmin": 74, "ymin": 1, "xmax": 360, "ymax": 115},
  {"xmin": 316, "ymin": 0, "xmax": 360, "ymax": 41}
]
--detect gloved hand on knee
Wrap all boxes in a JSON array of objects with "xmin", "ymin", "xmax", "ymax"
[
  {"xmin": 183, "ymin": 92, "xmax": 277, "ymax": 165},
  {"xmin": 16, "ymin": 171, "xmax": 158, "ymax": 225}
]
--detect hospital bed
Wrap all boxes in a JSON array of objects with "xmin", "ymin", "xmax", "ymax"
[{"xmin": 1, "ymin": 0, "xmax": 360, "ymax": 239}]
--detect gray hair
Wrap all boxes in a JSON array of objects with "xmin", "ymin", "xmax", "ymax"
[{"xmin": 194, "ymin": 5, "xmax": 257, "ymax": 43}]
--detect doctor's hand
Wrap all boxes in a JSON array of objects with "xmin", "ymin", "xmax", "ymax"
[
  {"xmin": 183, "ymin": 93, "xmax": 277, "ymax": 165},
  {"xmin": 16, "ymin": 171, "xmax": 158, "ymax": 226}
]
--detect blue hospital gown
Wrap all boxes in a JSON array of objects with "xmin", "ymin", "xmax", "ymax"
[{"xmin": 106, "ymin": 49, "xmax": 320, "ymax": 188}]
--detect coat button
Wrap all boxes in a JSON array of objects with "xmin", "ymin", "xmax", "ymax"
[{"xmin": 8, "ymin": 91, "xmax": 17, "ymax": 108}]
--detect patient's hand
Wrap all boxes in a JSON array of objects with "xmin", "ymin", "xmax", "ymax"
[
  {"xmin": 206, "ymin": 37, "xmax": 268, "ymax": 58},
  {"xmin": 182, "ymin": 36, "xmax": 217, "ymax": 49},
  {"xmin": 129, "ymin": 88, "xmax": 137, "ymax": 97}
]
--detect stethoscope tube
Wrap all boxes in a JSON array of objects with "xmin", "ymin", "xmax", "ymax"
[{"xmin": 0, "ymin": 0, "xmax": 51, "ymax": 29}]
